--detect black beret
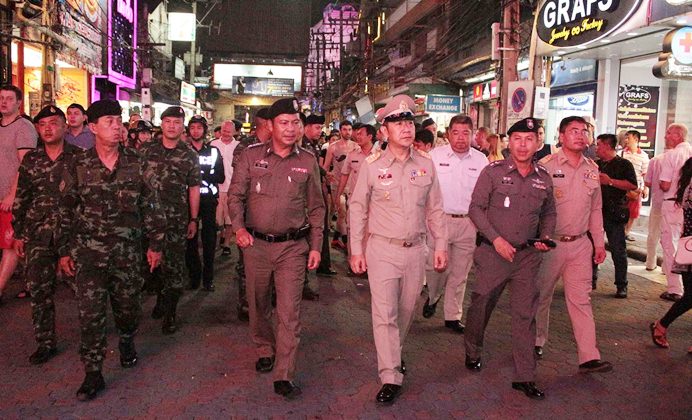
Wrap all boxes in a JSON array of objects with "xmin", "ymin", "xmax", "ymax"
[
  {"xmin": 255, "ymin": 108, "xmax": 270, "ymax": 120},
  {"xmin": 299, "ymin": 113, "xmax": 307, "ymax": 125},
  {"xmin": 232, "ymin": 119, "xmax": 243, "ymax": 131},
  {"xmin": 86, "ymin": 100, "xmax": 122, "ymax": 123},
  {"xmin": 66, "ymin": 103, "xmax": 86, "ymax": 114},
  {"xmin": 305, "ymin": 114, "xmax": 325, "ymax": 125},
  {"xmin": 161, "ymin": 106, "xmax": 186, "ymax": 119},
  {"xmin": 421, "ymin": 118, "xmax": 435, "ymax": 128},
  {"xmin": 267, "ymin": 98, "xmax": 300, "ymax": 119},
  {"xmin": 34, "ymin": 105, "xmax": 65, "ymax": 123},
  {"xmin": 507, "ymin": 117, "xmax": 539, "ymax": 136}
]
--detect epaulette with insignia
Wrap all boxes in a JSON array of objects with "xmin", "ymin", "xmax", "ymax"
[
  {"xmin": 298, "ymin": 145, "xmax": 315, "ymax": 156},
  {"xmin": 365, "ymin": 151, "xmax": 382, "ymax": 164},
  {"xmin": 539, "ymin": 154, "xmax": 555, "ymax": 165},
  {"xmin": 247, "ymin": 142, "xmax": 263, "ymax": 149},
  {"xmin": 489, "ymin": 160, "xmax": 503, "ymax": 167},
  {"xmin": 584, "ymin": 156, "xmax": 598, "ymax": 167},
  {"xmin": 536, "ymin": 163, "xmax": 549, "ymax": 173},
  {"xmin": 415, "ymin": 149, "xmax": 432, "ymax": 159}
]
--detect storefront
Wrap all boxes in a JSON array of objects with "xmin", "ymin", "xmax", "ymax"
[
  {"xmin": 467, "ymin": 80, "xmax": 499, "ymax": 131},
  {"xmin": 11, "ymin": 42, "xmax": 43, "ymax": 117}
]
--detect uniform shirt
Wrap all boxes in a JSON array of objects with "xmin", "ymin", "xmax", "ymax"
[
  {"xmin": 211, "ymin": 138, "xmax": 240, "ymax": 193},
  {"xmin": 232, "ymin": 135, "xmax": 262, "ymax": 168},
  {"xmin": 660, "ymin": 141, "xmax": 692, "ymax": 200},
  {"xmin": 597, "ymin": 156, "xmax": 637, "ymax": 208},
  {"xmin": 540, "ymin": 150, "xmax": 605, "ymax": 248},
  {"xmin": 13, "ymin": 143, "xmax": 81, "ymax": 245},
  {"xmin": 341, "ymin": 145, "xmax": 376, "ymax": 195},
  {"xmin": 56, "ymin": 146, "xmax": 166, "ymax": 259},
  {"xmin": 140, "ymin": 139, "xmax": 201, "ymax": 221},
  {"xmin": 65, "ymin": 126, "xmax": 96, "ymax": 150},
  {"xmin": 348, "ymin": 147, "xmax": 447, "ymax": 255},
  {"xmin": 429, "ymin": 145, "xmax": 489, "ymax": 214},
  {"xmin": 228, "ymin": 142, "xmax": 325, "ymax": 251},
  {"xmin": 327, "ymin": 140, "xmax": 357, "ymax": 185},
  {"xmin": 0, "ymin": 116, "xmax": 37, "ymax": 198},
  {"xmin": 621, "ymin": 148, "xmax": 650, "ymax": 188},
  {"xmin": 469, "ymin": 158, "xmax": 556, "ymax": 246},
  {"xmin": 644, "ymin": 152, "xmax": 666, "ymax": 209},
  {"xmin": 192, "ymin": 142, "xmax": 225, "ymax": 201}
]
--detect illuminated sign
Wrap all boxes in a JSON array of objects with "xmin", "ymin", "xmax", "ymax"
[
  {"xmin": 536, "ymin": 0, "xmax": 643, "ymax": 48},
  {"xmin": 107, "ymin": 0, "xmax": 137, "ymax": 89},
  {"xmin": 231, "ymin": 76, "xmax": 294, "ymax": 96},
  {"xmin": 180, "ymin": 81, "xmax": 196, "ymax": 105},
  {"xmin": 472, "ymin": 81, "xmax": 498, "ymax": 102},
  {"xmin": 616, "ymin": 85, "xmax": 659, "ymax": 151},
  {"xmin": 653, "ymin": 27, "xmax": 692, "ymax": 80},
  {"xmin": 168, "ymin": 13, "xmax": 196, "ymax": 41},
  {"xmin": 425, "ymin": 95, "xmax": 461, "ymax": 113}
]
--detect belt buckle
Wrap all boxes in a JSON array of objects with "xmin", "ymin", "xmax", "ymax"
[
  {"xmin": 402, "ymin": 241, "xmax": 413, "ymax": 248},
  {"xmin": 266, "ymin": 234, "xmax": 277, "ymax": 243},
  {"xmin": 561, "ymin": 235, "xmax": 573, "ymax": 242}
]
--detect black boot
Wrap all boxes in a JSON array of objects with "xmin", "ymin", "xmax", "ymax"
[
  {"xmin": 151, "ymin": 293, "xmax": 164, "ymax": 319},
  {"xmin": 162, "ymin": 293, "xmax": 179, "ymax": 335},
  {"xmin": 76, "ymin": 371, "xmax": 105, "ymax": 401},
  {"xmin": 119, "ymin": 338, "xmax": 138, "ymax": 368}
]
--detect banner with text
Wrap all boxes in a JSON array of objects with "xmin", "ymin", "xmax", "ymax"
[
  {"xmin": 616, "ymin": 84, "xmax": 660, "ymax": 153},
  {"xmin": 425, "ymin": 95, "xmax": 461, "ymax": 114}
]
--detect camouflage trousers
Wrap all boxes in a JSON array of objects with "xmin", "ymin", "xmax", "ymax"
[
  {"xmin": 75, "ymin": 261, "xmax": 142, "ymax": 372},
  {"xmin": 146, "ymin": 226, "xmax": 187, "ymax": 299},
  {"xmin": 25, "ymin": 244, "xmax": 59, "ymax": 348}
]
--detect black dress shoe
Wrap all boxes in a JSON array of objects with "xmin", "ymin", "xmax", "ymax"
[
  {"xmin": 578, "ymin": 359, "xmax": 613, "ymax": 373},
  {"xmin": 238, "ymin": 303, "xmax": 249, "ymax": 322},
  {"xmin": 465, "ymin": 355, "xmax": 482, "ymax": 371},
  {"xmin": 162, "ymin": 314, "xmax": 177, "ymax": 335},
  {"xmin": 422, "ymin": 297, "xmax": 439, "ymax": 318},
  {"xmin": 76, "ymin": 371, "xmax": 105, "ymax": 401},
  {"xmin": 511, "ymin": 382, "xmax": 545, "ymax": 400},
  {"xmin": 273, "ymin": 380, "xmax": 301, "ymax": 399},
  {"xmin": 203, "ymin": 284, "xmax": 215, "ymax": 292},
  {"xmin": 302, "ymin": 287, "xmax": 319, "ymax": 301},
  {"xmin": 444, "ymin": 320, "xmax": 465, "ymax": 333},
  {"xmin": 534, "ymin": 346, "xmax": 543, "ymax": 359},
  {"xmin": 29, "ymin": 346, "xmax": 57, "ymax": 365},
  {"xmin": 119, "ymin": 339, "xmax": 138, "ymax": 368},
  {"xmin": 615, "ymin": 286, "xmax": 628, "ymax": 299},
  {"xmin": 316, "ymin": 267, "xmax": 337, "ymax": 276},
  {"xmin": 375, "ymin": 383, "xmax": 402, "ymax": 404},
  {"xmin": 255, "ymin": 357, "xmax": 274, "ymax": 373},
  {"xmin": 398, "ymin": 360, "xmax": 407, "ymax": 375}
]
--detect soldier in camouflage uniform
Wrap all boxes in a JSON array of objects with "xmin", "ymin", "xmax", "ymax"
[
  {"xmin": 231, "ymin": 107, "xmax": 272, "ymax": 321},
  {"xmin": 140, "ymin": 106, "xmax": 201, "ymax": 334},
  {"xmin": 56, "ymin": 100, "xmax": 166, "ymax": 401},
  {"xmin": 13, "ymin": 106, "xmax": 80, "ymax": 365}
]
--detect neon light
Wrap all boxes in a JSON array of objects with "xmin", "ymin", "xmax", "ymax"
[{"xmin": 107, "ymin": 0, "xmax": 137, "ymax": 89}]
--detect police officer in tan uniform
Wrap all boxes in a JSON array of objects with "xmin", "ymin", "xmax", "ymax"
[
  {"xmin": 228, "ymin": 97, "xmax": 325, "ymax": 400},
  {"xmin": 349, "ymin": 95, "xmax": 447, "ymax": 405},
  {"xmin": 534, "ymin": 116, "xmax": 612, "ymax": 373},
  {"xmin": 464, "ymin": 118, "xmax": 556, "ymax": 400}
]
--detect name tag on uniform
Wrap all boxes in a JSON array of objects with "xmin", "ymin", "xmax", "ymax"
[
  {"xmin": 532, "ymin": 183, "xmax": 547, "ymax": 190},
  {"xmin": 553, "ymin": 174, "xmax": 565, "ymax": 178},
  {"xmin": 351, "ymin": 160, "xmax": 359, "ymax": 163},
  {"xmin": 291, "ymin": 167, "xmax": 308, "ymax": 174},
  {"xmin": 468, "ymin": 167, "xmax": 478, "ymax": 171},
  {"xmin": 254, "ymin": 160, "xmax": 269, "ymax": 169},
  {"xmin": 439, "ymin": 163, "xmax": 450, "ymax": 167}
]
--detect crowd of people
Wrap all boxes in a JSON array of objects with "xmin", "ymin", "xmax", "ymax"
[{"xmin": 0, "ymin": 84, "xmax": 689, "ymax": 405}]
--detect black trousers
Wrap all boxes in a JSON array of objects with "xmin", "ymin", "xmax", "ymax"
[
  {"xmin": 185, "ymin": 199, "xmax": 218, "ymax": 287},
  {"xmin": 661, "ymin": 272, "xmax": 691, "ymax": 328}
]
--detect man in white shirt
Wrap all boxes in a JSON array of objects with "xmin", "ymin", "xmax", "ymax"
[
  {"xmin": 621, "ymin": 130, "xmax": 650, "ymax": 240},
  {"xmin": 644, "ymin": 150, "xmax": 667, "ymax": 271},
  {"xmin": 658, "ymin": 123, "xmax": 691, "ymax": 302},
  {"xmin": 423, "ymin": 115, "xmax": 489, "ymax": 332},
  {"xmin": 211, "ymin": 120, "xmax": 239, "ymax": 256}
]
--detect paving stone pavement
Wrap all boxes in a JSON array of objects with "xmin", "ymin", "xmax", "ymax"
[{"xmin": 0, "ymin": 246, "xmax": 690, "ymax": 419}]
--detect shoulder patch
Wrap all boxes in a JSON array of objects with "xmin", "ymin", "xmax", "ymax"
[
  {"xmin": 247, "ymin": 142, "xmax": 263, "ymax": 149},
  {"xmin": 365, "ymin": 151, "xmax": 382, "ymax": 164},
  {"xmin": 298, "ymin": 145, "xmax": 315, "ymax": 156},
  {"xmin": 539, "ymin": 154, "xmax": 555, "ymax": 165},
  {"xmin": 489, "ymin": 160, "xmax": 504, "ymax": 167},
  {"xmin": 536, "ymin": 163, "xmax": 549, "ymax": 173}
]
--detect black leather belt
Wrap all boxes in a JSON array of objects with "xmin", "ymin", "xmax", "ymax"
[
  {"xmin": 556, "ymin": 232, "xmax": 587, "ymax": 242},
  {"xmin": 447, "ymin": 214, "xmax": 469, "ymax": 218},
  {"xmin": 477, "ymin": 235, "xmax": 529, "ymax": 250},
  {"xmin": 247, "ymin": 226, "xmax": 310, "ymax": 243}
]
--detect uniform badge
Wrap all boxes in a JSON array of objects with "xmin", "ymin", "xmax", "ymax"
[
  {"xmin": 410, "ymin": 169, "xmax": 427, "ymax": 177},
  {"xmin": 254, "ymin": 160, "xmax": 269, "ymax": 169},
  {"xmin": 59, "ymin": 179, "xmax": 66, "ymax": 192},
  {"xmin": 384, "ymin": 191, "xmax": 391, "ymax": 200},
  {"xmin": 291, "ymin": 167, "xmax": 308, "ymax": 174},
  {"xmin": 584, "ymin": 170, "xmax": 597, "ymax": 180},
  {"xmin": 501, "ymin": 176, "xmax": 513, "ymax": 185},
  {"xmin": 504, "ymin": 196, "xmax": 511, "ymax": 208},
  {"xmin": 532, "ymin": 183, "xmax": 547, "ymax": 190},
  {"xmin": 378, "ymin": 173, "xmax": 392, "ymax": 180},
  {"xmin": 255, "ymin": 182, "xmax": 262, "ymax": 194},
  {"xmin": 555, "ymin": 188, "xmax": 563, "ymax": 199}
]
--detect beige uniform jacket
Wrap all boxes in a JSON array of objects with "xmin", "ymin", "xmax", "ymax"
[{"xmin": 348, "ymin": 147, "xmax": 447, "ymax": 255}]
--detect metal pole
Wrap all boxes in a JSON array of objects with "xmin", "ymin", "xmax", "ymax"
[
  {"xmin": 499, "ymin": 0, "xmax": 519, "ymax": 133},
  {"xmin": 189, "ymin": 0, "xmax": 197, "ymax": 84}
]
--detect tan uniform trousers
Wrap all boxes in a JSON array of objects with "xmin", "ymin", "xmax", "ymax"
[
  {"xmin": 646, "ymin": 206, "xmax": 662, "ymax": 270},
  {"xmin": 366, "ymin": 234, "xmax": 426, "ymax": 385},
  {"xmin": 535, "ymin": 236, "xmax": 601, "ymax": 364},
  {"xmin": 464, "ymin": 244, "xmax": 541, "ymax": 382},
  {"xmin": 244, "ymin": 238, "xmax": 309, "ymax": 381},
  {"xmin": 425, "ymin": 215, "xmax": 476, "ymax": 321}
]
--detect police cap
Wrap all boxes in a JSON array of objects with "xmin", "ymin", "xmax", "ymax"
[
  {"xmin": 507, "ymin": 117, "xmax": 539, "ymax": 136},
  {"xmin": 267, "ymin": 97, "xmax": 300, "ymax": 119},
  {"xmin": 376, "ymin": 94, "xmax": 416, "ymax": 123},
  {"xmin": 305, "ymin": 114, "xmax": 325, "ymax": 125},
  {"xmin": 86, "ymin": 100, "xmax": 122, "ymax": 123},
  {"xmin": 34, "ymin": 105, "xmax": 65, "ymax": 123},
  {"xmin": 161, "ymin": 106, "xmax": 186, "ymax": 120}
]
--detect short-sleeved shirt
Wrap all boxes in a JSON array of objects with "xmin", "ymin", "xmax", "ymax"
[
  {"xmin": 0, "ymin": 116, "xmax": 37, "ymax": 198},
  {"xmin": 597, "ymin": 156, "xmax": 637, "ymax": 208},
  {"xmin": 341, "ymin": 145, "xmax": 376, "ymax": 195},
  {"xmin": 65, "ymin": 126, "xmax": 96, "ymax": 149},
  {"xmin": 327, "ymin": 140, "xmax": 357, "ymax": 185},
  {"xmin": 211, "ymin": 138, "xmax": 240, "ymax": 193},
  {"xmin": 660, "ymin": 141, "xmax": 692, "ymax": 200},
  {"xmin": 621, "ymin": 148, "xmax": 650, "ymax": 188},
  {"xmin": 429, "ymin": 145, "xmax": 489, "ymax": 214}
]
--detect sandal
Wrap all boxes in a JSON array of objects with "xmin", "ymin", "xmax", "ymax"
[
  {"xmin": 649, "ymin": 321, "xmax": 669, "ymax": 348},
  {"xmin": 16, "ymin": 289, "xmax": 30, "ymax": 299}
]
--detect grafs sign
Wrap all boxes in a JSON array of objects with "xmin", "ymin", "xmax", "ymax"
[{"xmin": 537, "ymin": 0, "xmax": 642, "ymax": 48}]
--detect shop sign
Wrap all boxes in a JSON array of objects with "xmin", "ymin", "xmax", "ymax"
[
  {"xmin": 616, "ymin": 85, "xmax": 659, "ymax": 151},
  {"xmin": 425, "ymin": 95, "xmax": 461, "ymax": 113},
  {"xmin": 174, "ymin": 57, "xmax": 185, "ymax": 80},
  {"xmin": 550, "ymin": 58, "xmax": 597, "ymax": 87},
  {"xmin": 55, "ymin": 68, "xmax": 88, "ymax": 110},
  {"xmin": 108, "ymin": 0, "xmax": 137, "ymax": 89},
  {"xmin": 506, "ymin": 80, "xmax": 535, "ymax": 128},
  {"xmin": 232, "ymin": 76, "xmax": 294, "ymax": 96},
  {"xmin": 472, "ymin": 81, "xmax": 498, "ymax": 102},
  {"xmin": 59, "ymin": 1, "xmax": 105, "ymax": 74},
  {"xmin": 653, "ymin": 27, "xmax": 692, "ymax": 80},
  {"xmin": 180, "ymin": 81, "xmax": 196, "ymax": 105},
  {"xmin": 536, "ymin": 0, "xmax": 643, "ymax": 49}
]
